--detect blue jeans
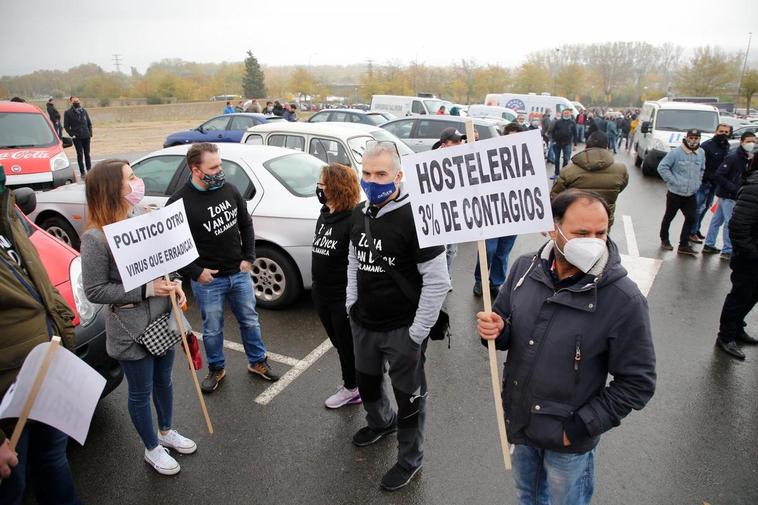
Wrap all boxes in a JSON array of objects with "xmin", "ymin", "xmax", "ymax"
[
  {"xmin": 606, "ymin": 134, "xmax": 617, "ymax": 153},
  {"xmin": 445, "ymin": 244, "xmax": 458, "ymax": 277},
  {"xmin": 119, "ymin": 349, "xmax": 175, "ymax": 450},
  {"xmin": 552, "ymin": 144, "xmax": 572, "ymax": 174},
  {"xmin": 0, "ymin": 423, "xmax": 81, "ymax": 505},
  {"xmin": 512, "ymin": 444, "xmax": 596, "ymax": 505},
  {"xmin": 691, "ymin": 181, "xmax": 717, "ymax": 235},
  {"xmin": 191, "ymin": 270, "xmax": 266, "ymax": 370},
  {"xmin": 705, "ymin": 198, "xmax": 736, "ymax": 254},
  {"xmin": 547, "ymin": 140, "xmax": 556, "ymax": 164},
  {"xmin": 576, "ymin": 124, "xmax": 585, "ymax": 143},
  {"xmin": 474, "ymin": 236, "xmax": 517, "ymax": 290}
]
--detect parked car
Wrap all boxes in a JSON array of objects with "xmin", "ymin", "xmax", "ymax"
[
  {"xmin": 27, "ymin": 144, "xmax": 327, "ymax": 309},
  {"xmin": 380, "ymin": 116, "xmax": 501, "ymax": 152},
  {"xmin": 370, "ymin": 95, "xmax": 452, "ymax": 117},
  {"xmin": 0, "ymin": 100, "xmax": 75, "ymax": 190},
  {"xmin": 241, "ymin": 122, "xmax": 413, "ymax": 170},
  {"xmin": 728, "ymin": 124, "xmax": 758, "ymax": 153},
  {"xmin": 308, "ymin": 109, "xmax": 394, "ymax": 126},
  {"xmin": 13, "ymin": 187, "xmax": 123, "ymax": 396},
  {"xmin": 163, "ymin": 113, "xmax": 270, "ymax": 147}
]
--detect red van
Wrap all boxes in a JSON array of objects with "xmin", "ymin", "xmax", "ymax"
[{"xmin": 0, "ymin": 101, "xmax": 75, "ymax": 190}]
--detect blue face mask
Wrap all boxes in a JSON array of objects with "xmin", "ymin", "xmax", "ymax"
[{"xmin": 360, "ymin": 179, "xmax": 396, "ymax": 205}]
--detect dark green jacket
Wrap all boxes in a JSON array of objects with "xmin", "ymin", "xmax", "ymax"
[
  {"xmin": 550, "ymin": 147, "xmax": 629, "ymax": 226},
  {"xmin": 0, "ymin": 189, "xmax": 75, "ymax": 443}
]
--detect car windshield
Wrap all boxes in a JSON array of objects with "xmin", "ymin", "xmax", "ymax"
[
  {"xmin": 0, "ymin": 112, "xmax": 56, "ymax": 148},
  {"xmin": 364, "ymin": 114, "xmax": 386, "ymax": 126},
  {"xmin": 655, "ymin": 110, "xmax": 719, "ymax": 132},
  {"xmin": 348, "ymin": 131, "xmax": 414, "ymax": 164},
  {"xmin": 423, "ymin": 99, "xmax": 444, "ymax": 113},
  {"xmin": 264, "ymin": 152, "xmax": 322, "ymax": 197}
]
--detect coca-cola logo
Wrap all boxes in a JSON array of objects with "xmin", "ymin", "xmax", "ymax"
[
  {"xmin": 0, "ymin": 150, "xmax": 51, "ymax": 160},
  {"xmin": 11, "ymin": 165, "xmax": 22, "ymax": 173}
]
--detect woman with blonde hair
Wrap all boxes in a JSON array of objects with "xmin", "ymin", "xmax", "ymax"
[
  {"xmin": 80, "ymin": 159, "xmax": 197, "ymax": 475},
  {"xmin": 312, "ymin": 162, "xmax": 362, "ymax": 408}
]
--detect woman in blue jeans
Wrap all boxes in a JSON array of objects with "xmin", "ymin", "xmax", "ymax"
[{"xmin": 81, "ymin": 159, "xmax": 197, "ymax": 475}]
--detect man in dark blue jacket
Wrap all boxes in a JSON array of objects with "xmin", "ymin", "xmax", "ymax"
[
  {"xmin": 690, "ymin": 124, "xmax": 732, "ymax": 243},
  {"xmin": 477, "ymin": 189, "xmax": 656, "ymax": 505},
  {"xmin": 702, "ymin": 131, "xmax": 756, "ymax": 261},
  {"xmin": 63, "ymin": 96, "xmax": 93, "ymax": 177}
]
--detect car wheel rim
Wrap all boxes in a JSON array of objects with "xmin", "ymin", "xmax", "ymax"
[
  {"xmin": 251, "ymin": 257, "xmax": 286, "ymax": 302},
  {"xmin": 46, "ymin": 226, "xmax": 72, "ymax": 245}
]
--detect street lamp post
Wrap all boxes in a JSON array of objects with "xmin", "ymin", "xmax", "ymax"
[{"xmin": 738, "ymin": 32, "xmax": 753, "ymax": 102}]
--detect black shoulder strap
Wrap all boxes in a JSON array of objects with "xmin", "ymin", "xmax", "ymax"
[{"xmin": 363, "ymin": 213, "xmax": 420, "ymax": 304}]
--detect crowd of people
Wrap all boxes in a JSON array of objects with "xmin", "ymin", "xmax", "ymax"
[
  {"xmin": 223, "ymin": 99, "xmax": 298, "ymax": 121},
  {"xmin": 1, "ymin": 93, "xmax": 757, "ymax": 503}
]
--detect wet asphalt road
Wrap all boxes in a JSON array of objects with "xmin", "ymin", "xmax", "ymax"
[{"xmin": 33, "ymin": 150, "xmax": 758, "ymax": 504}]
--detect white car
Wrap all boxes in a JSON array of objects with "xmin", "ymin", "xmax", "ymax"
[
  {"xmin": 26, "ymin": 144, "xmax": 325, "ymax": 309},
  {"xmin": 240, "ymin": 122, "xmax": 413, "ymax": 170}
]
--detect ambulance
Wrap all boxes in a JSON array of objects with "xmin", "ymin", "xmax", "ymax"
[
  {"xmin": 0, "ymin": 101, "xmax": 75, "ymax": 190},
  {"xmin": 484, "ymin": 92, "xmax": 579, "ymax": 120}
]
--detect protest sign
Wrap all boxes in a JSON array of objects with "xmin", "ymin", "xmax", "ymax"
[
  {"xmin": 103, "ymin": 199, "xmax": 198, "ymax": 292},
  {"xmin": 401, "ymin": 128, "xmax": 553, "ymax": 248},
  {"xmin": 1, "ymin": 337, "xmax": 105, "ymax": 448}
]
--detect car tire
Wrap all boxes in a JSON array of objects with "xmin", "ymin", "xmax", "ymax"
[
  {"xmin": 641, "ymin": 156, "xmax": 658, "ymax": 177},
  {"xmin": 634, "ymin": 147, "xmax": 642, "ymax": 167},
  {"xmin": 40, "ymin": 215, "xmax": 81, "ymax": 250},
  {"xmin": 251, "ymin": 245, "xmax": 302, "ymax": 310}
]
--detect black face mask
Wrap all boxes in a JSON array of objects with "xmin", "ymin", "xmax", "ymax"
[
  {"xmin": 714, "ymin": 133, "xmax": 728, "ymax": 144},
  {"xmin": 316, "ymin": 186, "xmax": 327, "ymax": 205},
  {"xmin": 72, "ymin": 102, "xmax": 81, "ymax": 108}
]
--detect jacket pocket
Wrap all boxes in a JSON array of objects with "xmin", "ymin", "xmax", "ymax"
[{"xmin": 524, "ymin": 399, "xmax": 574, "ymax": 450}]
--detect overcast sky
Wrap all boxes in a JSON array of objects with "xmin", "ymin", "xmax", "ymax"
[{"xmin": 2, "ymin": 0, "xmax": 756, "ymax": 76}]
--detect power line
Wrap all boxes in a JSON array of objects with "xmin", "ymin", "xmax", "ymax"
[{"xmin": 112, "ymin": 54, "xmax": 122, "ymax": 73}]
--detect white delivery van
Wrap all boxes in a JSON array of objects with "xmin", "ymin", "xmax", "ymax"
[
  {"xmin": 370, "ymin": 95, "xmax": 451, "ymax": 116},
  {"xmin": 633, "ymin": 100, "xmax": 720, "ymax": 176},
  {"xmin": 484, "ymin": 92, "xmax": 579, "ymax": 119}
]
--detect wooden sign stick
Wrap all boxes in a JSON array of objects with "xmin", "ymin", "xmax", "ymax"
[
  {"xmin": 165, "ymin": 275, "xmax": 213, "ymax": 434},
  {"xmin": 465, "ymin": 118, "xmax": 512, "ymax": 471},
  {"xmin": 9, "ymin": 336, "xmax": 61, "ymax": 451}
]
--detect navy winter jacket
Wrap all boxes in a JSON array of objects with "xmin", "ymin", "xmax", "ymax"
[
  {"xmin": 700, "ymin": 137, "xmax": 730, "ymax": 185},
  {"xmin": 715, "ymin": 148, "xmax": 752, "ymax": 200},
  {"xmin": 486, "ymin": 239, "xmax": 656, "ymax": 453}
]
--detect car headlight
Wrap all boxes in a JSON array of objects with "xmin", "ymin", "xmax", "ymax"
[
  {"xmin": 69, "ymin": 256, "xmax": 98, "ymax": 325},
  {"xmin": 50, "ymin": 152, "xmax": 70, "ymax": 172},
  {"xmin": 651, "ymin": 138, "xmax": 669, "ymax": 152}
]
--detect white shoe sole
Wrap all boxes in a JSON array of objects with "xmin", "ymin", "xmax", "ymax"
[
  {"xmin": 144, "ymin": 455, "xmax": 180, "ymax": 475},
  {"xmin": 159, "ymin": 440, "xmax": 197, "ymax": 455}
]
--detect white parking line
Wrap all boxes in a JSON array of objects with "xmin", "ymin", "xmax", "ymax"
[
  {"xmin": 622, "ymin": 214, "xmax": 640, "ymax": 257},
  {"xmin": 192, "ymin": 332, "xmax": 301, "ymax": 367},
  {"xmin": 254, "ymin": 338, "xmax": 333, "ymax": 405}
]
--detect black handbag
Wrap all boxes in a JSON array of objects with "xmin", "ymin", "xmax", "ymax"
[{"xmin": 363, "ymin": 214, "xmax": 450, "ymax": 346}]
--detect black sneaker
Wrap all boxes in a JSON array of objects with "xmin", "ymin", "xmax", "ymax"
[
  {"xmin": 248, "ymin": 359, "xmax": 280, "ymax": 382},
  {"xmin": 677, "ymin": 245, "xmax": 698, "ymax": 256},
  {"xmin": 716, "ymin": 339, "xmax": 745, "ymax": 360},
  {"xmin": 720, "ymin": 252, "xmax": 732, "ymax": 261},
  {"xmin": 702, "ymin": 244, "xmax": 721, "ymax": 254},
  {"xmin": 696, "ymin": 232, "xmax": 705, "ymax": 240},
  {"xmin": 380, "ymin": 463, "xmax": 422, "ymax": 491},
  {"xmin": 660, "ymin": 241, "xmax": 674, "ymax": 251},
  {"xmin": 201, "ymin": 369, "xmax": 226, "ymax": 394},
  {"xmin": 737, "ymin": 330, "xmax": 758, "ymax": 345},
  {"xmin": 352, "ymin": 422, "xmax": 397, "ymax": 447}
]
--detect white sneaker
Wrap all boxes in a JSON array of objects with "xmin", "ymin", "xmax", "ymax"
[
  {"xmin": 158, "ymin": 429, "xmax": 197, "ymax": 454},
  {"xmin": 324, "ymin": 386, "xmax": 362, "ymax": 409},
  {"xmin": 144, "ymin": 446, "xmax": 180, "ymax": 475}
]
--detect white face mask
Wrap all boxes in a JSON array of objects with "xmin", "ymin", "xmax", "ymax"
[
  {"xmin": 742, "ymin": 142, "xmax": 755, "ymax": 153},
  {"xmin": 555, "ymin": 226, "xmax": 607, "ymax": 273}
]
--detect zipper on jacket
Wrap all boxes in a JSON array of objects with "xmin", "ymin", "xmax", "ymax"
[{"xmin": 574, "ymin": 335, "xmax": 582, "ymax": 384}]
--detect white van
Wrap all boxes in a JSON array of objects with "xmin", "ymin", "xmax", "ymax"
[
  {"xmin": 467, "ymin": 104, "xmax": 518, "ymax": 123},
  {"xmin": 484, "ymin": 92, "xmax": 578, "ymax": 119},
  {"xmin": 633, "ymin": 100, "xmax": 720, "ymax": 176},
  {"xmin": 370, "ymin": 95, "xmax": 451, "ymax": 116}
]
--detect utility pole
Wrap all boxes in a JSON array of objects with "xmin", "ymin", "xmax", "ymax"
[
  {"xmin": 738, "ymin": 32, "xmax": 753, "ymax": 100},
  {"xmin": 112, "ymin": 54, "xmax": 122, "ymax": 73}
]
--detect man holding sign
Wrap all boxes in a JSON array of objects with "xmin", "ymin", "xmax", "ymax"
[
  {"xmin": 477, "ymin": 190, "xmax": 656, "ymax": 504},
  {"xmin": 0, "ymin": 173, "xmax": 81, "ymax": 503},
  {"xmin": 346, "ymin": 142, "xmax": 450, "ymax": 491}
]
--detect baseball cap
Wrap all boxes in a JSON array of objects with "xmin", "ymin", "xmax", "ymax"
[
  {"xmin": 432, "ymin": 127, "xmax": 467, "ymax": 149},
  {"xmin": 686, "ymin": 129, "xmax": 701, "ymax": 137}
]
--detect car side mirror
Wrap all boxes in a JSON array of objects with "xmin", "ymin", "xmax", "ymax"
[
  {"xmin": 61, "ymin": 136, "xmax": 73, "ymax": 148},
  {"xmin": 13, "ymin": 187, "xmax": 37, "ymax": 215},
  {"xmin": 640, "ymin": 121, "xmax": 651, "ymax": 134},
  {"xmin": 196, "ymin": 126, "xmax": 204, "ymax": 133}
]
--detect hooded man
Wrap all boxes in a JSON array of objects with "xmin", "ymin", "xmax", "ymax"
[
  {"xmin": 46, "ymin": 98, "xmax": 62, "ymax": 138},
  {"xmin": 477, "ymin": 189, "xmax": 656, "ymax": 505},
  {"xmin": 550, "ymin": 131, "xmax": 629, "ymax": 227}
]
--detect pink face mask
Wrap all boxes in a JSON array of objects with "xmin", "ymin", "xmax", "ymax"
[{"xmin": 124, "ymin": 177, "xmax": 145, "ymax": 206}]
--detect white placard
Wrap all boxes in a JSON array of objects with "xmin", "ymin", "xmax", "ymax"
[
  {"xmin": 0, "ymin": 342, "xmax": 106, "ymax": 445},
  {"xmin": 401, "ymin": 129, "xmax": 554, "ymax": 248},
  {"xmin": 103, "ymin": 199, "xmax": 198, "ymax": 292}
]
